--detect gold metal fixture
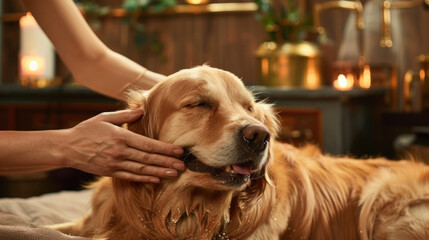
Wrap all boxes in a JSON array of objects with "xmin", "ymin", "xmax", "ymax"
[
  {"xmin": 185, "ymin": 0, "xmax": 210, "ymax": 5},
  {"xmin": 2, "ymin": 3, "xmax": 258, "ymax": 22},
  {"xmin": 256, "ymin": 41, "xmax": 322, "ymax": 88},
  {"xmin": 313, "ymin": 1, "xmax": 364, "ymax": 35},
  {"xmin": 380, "ymin": 0, "xmax": 425, "ymax": 48},
  {"xmin": 313, "ymin": 1, "xmax": 365, "ymax": 90},
  {"xmin": 138, "ymin": 2, "xmax": 257, "ymax": 15}
]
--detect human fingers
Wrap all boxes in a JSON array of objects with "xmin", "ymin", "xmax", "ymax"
[
  {"xmin": 111, "ymin": 171, "xmax": 160, "ymax": 183},
  {"xmin": 125, "ymin": 147, "xmax": 185, "ymax": 171},
  {"xmin": 95, "ymin": 108, "xmax": 144, "ymax": 126},
  {"xmin": 124, "ymin": 131, "xmax": 184, "ymax": 157},
  {"xmin": 115, "ymin": 160, "xmax": 180, "ymax": 178}
]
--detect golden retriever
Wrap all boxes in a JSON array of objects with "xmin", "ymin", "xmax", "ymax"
[{"xmin": 54, "ymin": 65, "xmax": 429, "ymax": 239}]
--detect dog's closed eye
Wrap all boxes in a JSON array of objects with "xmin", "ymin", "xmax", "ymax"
[{"xmin": 185, "ymin": 101, "xmax": 212, "ymax": 109}]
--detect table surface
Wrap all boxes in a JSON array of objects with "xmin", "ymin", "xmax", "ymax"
[{"xmin": 0, "ymin": 83, "xmax": 388, "ymax": 103}]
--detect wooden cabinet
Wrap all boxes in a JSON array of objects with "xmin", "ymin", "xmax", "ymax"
[
  {"xmin": 275, "ymin": 107, "xmax": 322, "ymax": 148},
  {"xmin": 0, "ymin": 103, "xmax": 121, "ymax": 131},
  {"xmin": 0, "ymin": 85, "xmax": 121, "ymax": 131}
]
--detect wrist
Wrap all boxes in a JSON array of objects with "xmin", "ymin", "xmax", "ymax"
[
  {"xmin": 48, "ymin": 129, "xmax": 73, "ymax": 168},
  {"xmin": 143, "ymin": 70, "xmax": 167, "ymax": 85}
]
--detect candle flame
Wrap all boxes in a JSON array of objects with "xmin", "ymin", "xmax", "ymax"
[
  {"xmin": 29, "ymin": 60, "xmax": 39, "ymax": 71},
  {"xmin": 420, "ymin": 68, "xmax": 425, "ymax": 81},
  {"xmin": 333, "ymin": 74, "xmax": 354, "ymax": 90},
  {"xmin": 359, "ymin": 65, "xmax": 371, "ymax": 89},
  {"xmin": 21, "ymin": 56, "xmax": 45, "ymax": 77},
  {"xmin": 404, "ymin": 70, "xmax": 413, "ymax": 102},
  {"xmin": 186, "ymin": 0, "xmax": 209, "ymax": 4}
]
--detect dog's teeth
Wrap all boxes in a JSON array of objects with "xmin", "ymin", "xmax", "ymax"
[
  {"xmin": 225, "ymin": 166, "xmax": 232, "ymax": 172},
  {"xmin": 231, "ymin": 170, "xmax": 236, "ymax": 174}
]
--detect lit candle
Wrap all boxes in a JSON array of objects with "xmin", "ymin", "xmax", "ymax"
[
  {"xmin": 19, "ymin": 12, "xmax": 55, "ymax": 83},
  {"xmin": 333, "ymin": 74, "xmax": 354, "ymax": 90},
  {"xmin": 359, "ymin": 65, "xmax": 371, "ymax": 89},
  {"xmin": 186, "ymin": 0, "xmax": 209, "ymax": 4}
]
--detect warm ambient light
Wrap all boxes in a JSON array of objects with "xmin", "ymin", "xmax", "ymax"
[
  {"xmin": 19, "ymin": 12, "xmax": 38, "ymax": 28},
  {"xmin": 359, "ymin": 65, "xmax": 371, "ymax": 89},
  {"xmin": 29, "ymin": 60, "xmax": 38, "ymax": 71},
  {"xmin": 261, "ymin": 58, "xmax": 269, "ymax": 77},
  {"xmin": 333, "ymin": 74, "xmax": 354, "ymax": 90},
  {"xmin": 305, "ymin": 59, "xmax": 320, "ymax": 89},
  {"xmin": 21, "ymin": 56, "xmax": 45, "ymax": 77},
  {"xmin": 19, "ymin": 12, "xmax": 55, "ymax": 85},
  {"xmin": 186, "ymin": 0, "xmax": 210, "ymax": 4}
]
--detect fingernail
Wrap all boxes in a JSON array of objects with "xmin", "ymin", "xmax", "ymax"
[
  {"xmin": 173, "ymin": 148, "xmax": 183, "ymax": 155},
  {"xmin": 173, "ymin": 162, "xmax": 185, "ymax": 171},
  {"xmin": 165, "ymin": 170, "xmax": 178, "ymax": 177}
]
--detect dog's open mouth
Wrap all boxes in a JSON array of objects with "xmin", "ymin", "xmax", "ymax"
[{"xmin": 180, "ymin": 150, "xmax": 264, "ymax": 186}]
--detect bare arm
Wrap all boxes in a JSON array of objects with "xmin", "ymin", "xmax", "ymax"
[
  {"xmin": 0, "ymin": 109, "xmax": 185, "ymax": 182},
  {"xmin": 9, "ymin": 1, "xmax": 185, "ymax": 181},
  {"xmin": 0, "ymin": 130, "xmax": 69, "ymax": 174},
  {"xmin": 20, "ymin": 0, "xmax": 165, "ymax": 100}
]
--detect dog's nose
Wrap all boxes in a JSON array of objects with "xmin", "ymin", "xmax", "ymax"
[{"xmin": 241, "ymin": 124, "xmax": 270, "ymax": 152}]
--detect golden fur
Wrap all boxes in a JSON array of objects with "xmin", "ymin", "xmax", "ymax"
[{"xmin": 54, "ymin": 66, "xmax": 429, "ymax": 239}]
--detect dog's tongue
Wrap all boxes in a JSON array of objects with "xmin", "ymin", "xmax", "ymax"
[{"xmin": 232, "ymin": 164, "xmax": 252, "ymax": 175}]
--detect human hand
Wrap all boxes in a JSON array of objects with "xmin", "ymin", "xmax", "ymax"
[{"xmin": 61, "ymin": 108, "xmax": 185, "ymax": 183}]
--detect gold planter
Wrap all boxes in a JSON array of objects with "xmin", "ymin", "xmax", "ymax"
[{"xmin": 256, "ymin": 41, "xmax": 322, "ymax": 89}]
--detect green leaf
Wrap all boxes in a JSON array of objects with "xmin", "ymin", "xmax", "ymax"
[{"xmin": 123, "ymin": 0, "xmax": 138, "ymax": 12}]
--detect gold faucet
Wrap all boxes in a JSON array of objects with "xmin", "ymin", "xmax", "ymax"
[
  {"xmin": 313, "ymin": 1, "xmax": 364, "ymax": 35},
  {"xmin": 313, "ymin": 1, "xmax": 365, "ymax": 63},
  {"xmin": 313, "ymin": 1, "xmax": 366, "ymax": 86},
  {"xmin": 380, "ymin": 0, "xmax": 426, "ymax": 48}
]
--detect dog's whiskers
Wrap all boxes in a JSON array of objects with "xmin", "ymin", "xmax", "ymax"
[{"xmin": 250, "ymin": 170, "xmax": 265, "ymax": 180}]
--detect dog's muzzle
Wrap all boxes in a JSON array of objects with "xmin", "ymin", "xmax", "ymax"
[{"xmin": 179, "ymin": 150, "xmax": 266, "ymax": 187}]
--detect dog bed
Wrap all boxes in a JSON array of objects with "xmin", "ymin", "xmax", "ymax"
[{"xmin": 0, "ymin": 190, "xmax": 91, "ymax": 239}]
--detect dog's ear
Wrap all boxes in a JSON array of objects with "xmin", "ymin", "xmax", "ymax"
[{"xmin": 124, "ymin": 89, "xmax": 150, "ymax": 137}]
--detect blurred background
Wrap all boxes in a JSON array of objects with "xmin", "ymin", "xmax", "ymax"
[{"xmin": 0, "ymin": 0, "xmax": 428, "ymax": 197}]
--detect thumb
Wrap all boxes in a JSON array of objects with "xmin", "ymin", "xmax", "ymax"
[{"xmin": 98, "ymin": 108, "xmax": 144, "ymax": 125}]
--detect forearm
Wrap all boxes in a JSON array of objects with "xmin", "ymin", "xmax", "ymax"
[
  {"xmin": 73, "ymin": 50, "xmax": 165, "ymax": 100},
  {"xmin": 0, "ymin": 110, "xmax": 185, "ymax": 182},
  {"xmin": 0, "ymin": 130, "xmax": 69, "ymax": 175},
  {"xmin": 1, "ymin": 167, "xmax": 60, "ymax": 176},
  {"xmin": 21, "ymin": 0, "xmax": 165, "ymax": 100}
]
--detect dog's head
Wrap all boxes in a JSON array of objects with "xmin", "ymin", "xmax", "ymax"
[{"xmin": 127, "ymin": 65, "xmax": 279, "ymax": 190}]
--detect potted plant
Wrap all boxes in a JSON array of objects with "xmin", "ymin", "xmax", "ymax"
[{"xmin": 254, "ymin": 0, "xmax": 322, "ymax": 88}]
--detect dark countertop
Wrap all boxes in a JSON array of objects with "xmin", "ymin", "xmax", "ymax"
[
  {"xmin": 0, "ymin": 83, "xmax": 387, "ymax": 104},
  {"xmin": 249, "ymin": 85, "xmax": 387, "ymax": 101},
  {"xmin": 0, "ymin": 83, "xmax": 118, "ymax": 104}
]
